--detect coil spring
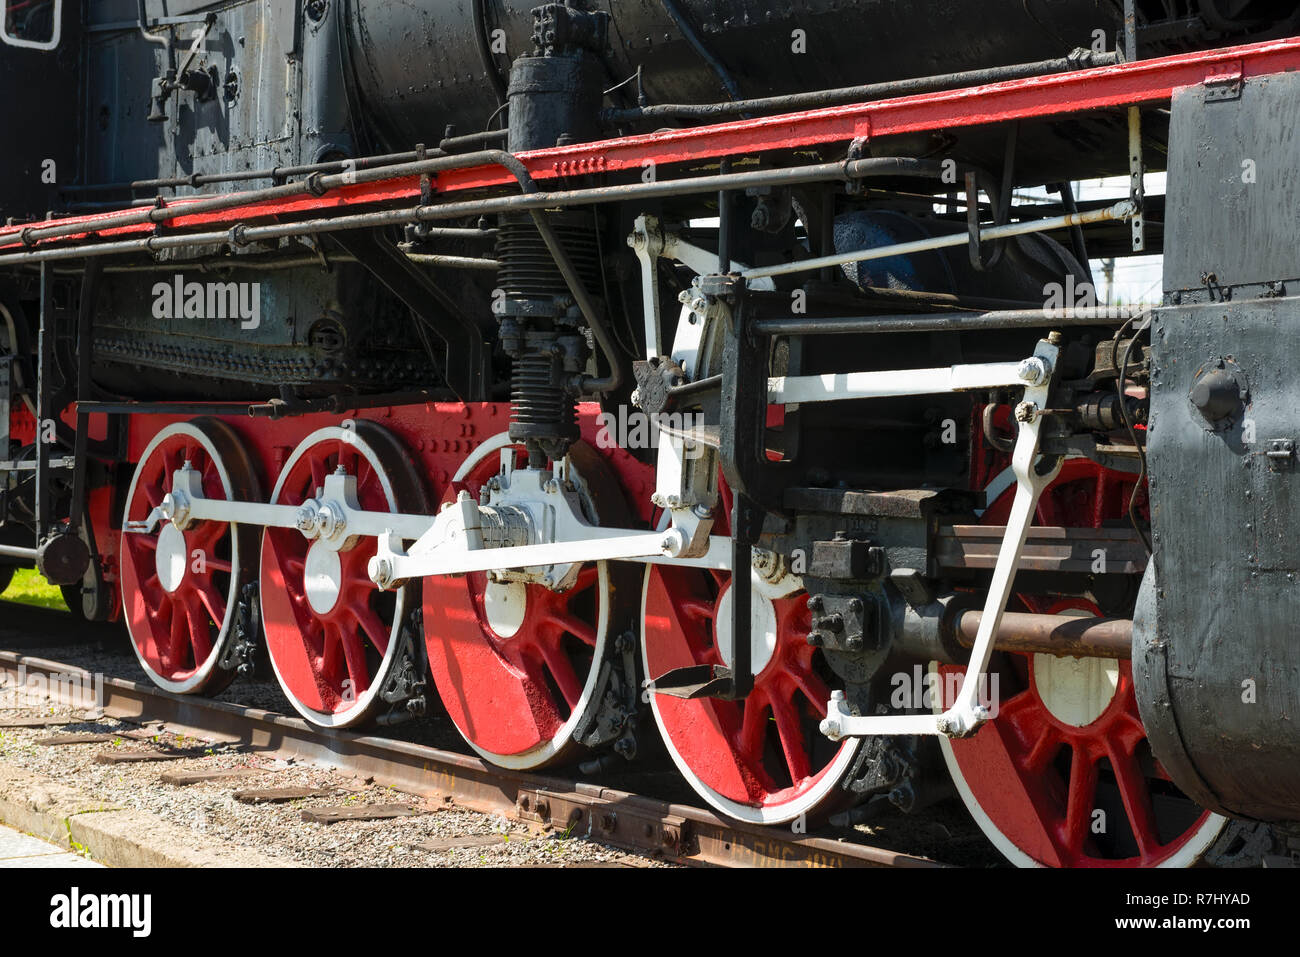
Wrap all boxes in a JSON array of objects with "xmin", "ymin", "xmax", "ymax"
[
  {"xmin": 509, "ymin": 351, "xmax": 578, "ymax": 447},
  {"xmin": 495, "ymin": 212, "xmax": 602, "ymax": 305}
]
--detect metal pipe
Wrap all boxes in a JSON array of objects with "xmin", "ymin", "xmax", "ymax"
[
  {"xmin": 399, "ymin": 253, "xmax": 499, "ymax": 270},
  {"xmin": 603, "ymin": 49, "xmax": 1120, "ymax": 123},
  {"xmin": 956, "ymin": 610, "xmax": 1133, "ymax": 659},
  {"xmin": 15, "ymin": 148, "xmax": 525, "ymax": 247},
  {"xmin": 742, "ymin": 201, "xmax": 1137, "ymax": 280},
  {"xmin": 0, "ymin": 545, "xmax": 38, "ymax": 561},
  {"xmin": 137, "ymin": 0, "xmax": 170, "ymax": 51},
  {"xmin": 659, "ymin": 0, "xmax": 745, "ymax": 106},
  {"xmin": 0, "ymin": 157, "xmax": 980, "ymax": 268},
  {"xmin": 752, "ymin": 306, "xmax": 1143, "ymax": 336}
]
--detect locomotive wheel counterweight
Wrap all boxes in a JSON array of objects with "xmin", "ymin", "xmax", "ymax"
[
  {"xmin": 260, "ymin": 423, "xmax": 428, "ymax": 729},
  {"xmin": 120, "ymin": 420, "xmax": 261, "ymax": 695},
  {"xmin": 423, "ymin": 433, "xmax": 631, "ymax": 770},
  {"xmin": 936, "ymin": 458, "xmax": 1226, "ymax": 866}
]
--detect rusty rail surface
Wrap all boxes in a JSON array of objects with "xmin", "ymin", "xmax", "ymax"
[{"xmin": 0, "ymin": 650, "xmax": 939, "ymax": 869}]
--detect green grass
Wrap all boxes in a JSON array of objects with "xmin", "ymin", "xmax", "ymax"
[{"xmin": 0, "ymin": 567, "xmax": 69, "ymax": 612}]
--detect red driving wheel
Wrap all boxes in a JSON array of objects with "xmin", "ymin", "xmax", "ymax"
[
  {"xmin": 120, "ymin": 419, "xmax": 260, "ymax": 695},
  {"xmin": 423, "ymin": 434, "xmax": 629, "ymax": 770},
  {"xmin": 261, "ymin": 423, "xmax": 427, "ymax": 728},
  {"xmin": 642, "ymin": 479, "xmax": 861, "ymax": 825},
  {"xmin": 938, "ymin": 457, "xmax": 1224, "ymax": 866}
]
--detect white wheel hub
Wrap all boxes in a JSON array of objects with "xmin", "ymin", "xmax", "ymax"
[
  {"xmin": 484, "ymin": 580, "xmax": 527, "ymax": 638},
  {"xmin": 155, "ymin": 523, "xmax": 188, "ymax": 594},
  {"xmin": 1032, "ymin": 653, "xmax": 1120, "ymax": 728},
  {"xmin": 303, "ymin": 541, "xmax": 343, "ymax": 614}
]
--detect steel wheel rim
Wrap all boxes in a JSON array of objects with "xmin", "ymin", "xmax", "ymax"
[
  {"xmin": 938, "ymin": 458, "xmax": 1226, "ymax": 867},
  {"xmin": 120, "ymin": 421, "xmax": 247, "ymax": 695},
  {"xmin": 423, "ymin": 431, "xmax": 612, "ymax": 771},
  {"xmin": 260, "ymin": 424, "xmax": 420, "ymax": 729}
]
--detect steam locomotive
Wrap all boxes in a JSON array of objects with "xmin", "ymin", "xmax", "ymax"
[{"xmin": 3, "ymin": 0, "xmax": 1300, "ymax": 866}]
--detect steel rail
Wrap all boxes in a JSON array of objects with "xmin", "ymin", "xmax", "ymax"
[{"xmin": 0, "ymin": 650, "xmax": 938, "ymax": 869}]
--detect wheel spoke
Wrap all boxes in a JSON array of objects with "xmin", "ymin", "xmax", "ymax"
[
  {"xmin": 191, "ymin": 578, "xmax": 226, "ymax": 630},
  {"xmin": 542, "ymin": 609, "xmax": 597, "ymax": 648},
  {"xmin": 1063, "ymin": 749, "xmax": 1100, "ymax": 857},
  {"xmin": 1109, "ymin": 744, "xmax": 1161, "ymax": 862},
  {"xmin": 770, "ymin": 697, "xmax": 812, "ymax": 784},
  {"xmin": 1023, "ymin": 723, "xmax": 1061, "ymax": 774},
  {"xmin": 537, "ymin": 643, "xmax": 585, "ymax": 710},
  {"xmin": 793, "ymin": 670, "xmax": 832, "ymax": 720},
  {"xmin": 338, "ymin": 623, "xmax": 371, "ymax": 698},
  {"xmin": 182, "ymin": 593, "xmax": 214, "ymax": 666},
  {"xmin": 352, "ymin": 603, "xmax": 391, "ymax": 657},
  {"xmin": 165, "ymin": 597, "xmax": 189, "ymax": 672},
  {"xmin": 734, "ymin": 690, "xmax": 769, "ymax": 769},
  {"xmin": 319, "ymin": 623, "xmax": 342, "ymax": 682},
  {"xmin": 571, "ymin": 564, "xmax": 599, "ymax": 594}
]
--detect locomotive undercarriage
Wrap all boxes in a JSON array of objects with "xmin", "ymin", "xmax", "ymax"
[{"xmin": 3, "ymin": 2, "xmax": 1300, "ymax": 867}]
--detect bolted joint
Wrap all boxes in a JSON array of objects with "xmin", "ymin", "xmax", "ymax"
[
  {"xmin": 295, "ymin": 502, "xmax": 320, "ymax": 537},
  {"xmin": 317, "ymin": 502, "xmax": 347, "ymax": 540},
  {"xmin": 369, "ymin": 556, "xmax": 394, "ymax": 589},
  {"xmin": 1016, "ymin": 356, "xmax": 1051, "ymax": 385}
]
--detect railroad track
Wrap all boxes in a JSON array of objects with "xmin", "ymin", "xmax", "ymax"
[{"xmin": 0, "ymin": 649, "xmax": 939, "ymax": 868}]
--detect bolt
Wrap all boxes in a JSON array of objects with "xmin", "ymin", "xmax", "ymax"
[
  {"xmin": 807, "ymin": 595, "xmax": 823, "ymax": 613},
  {"xmin": 806, "ymin": 631, "xmax": 823, "ymax": 647},
  {"xmin": 1017, "ymin": 357, "xmax": 1048, "ymax": 385},
  {"xmin": 1014, "ymin": 401, "xmax": 1037, "ymax": 423},
  {"xmin": 846, "ymin": 635, "xmax": 864, "ymax": 652},
  {"xmin": 848, "ymin": 597, "xmax": 864, "ymax": 616},
  {"xmin": 1047, "ymin": 330, "xmax": 1063, "ymax": 345}
]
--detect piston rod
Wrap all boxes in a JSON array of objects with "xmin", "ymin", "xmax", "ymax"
[{"xmin": 955, "ymin": 610, "xmax": 1133, "ymax": 660}]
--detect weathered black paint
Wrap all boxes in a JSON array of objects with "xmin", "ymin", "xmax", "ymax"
[{"xmin": 1137, "ymin": 76, "xmax": 1300, "ymax": 821}]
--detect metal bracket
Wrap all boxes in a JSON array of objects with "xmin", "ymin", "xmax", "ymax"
[
  {"xmin": 1204, "ymin": 62, "xmax": 1244, "ymax": 102},
  {"xmin": 1266, "ymin": 438, "xmax": 1296, "ymax": 472}
]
